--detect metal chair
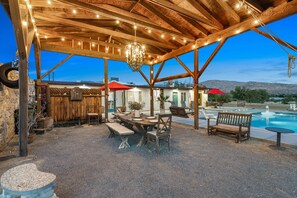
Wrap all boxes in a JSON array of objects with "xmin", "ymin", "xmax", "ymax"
[{"xmin": 146, "ymin": 114, "xmax": 172, "ymax": 154}]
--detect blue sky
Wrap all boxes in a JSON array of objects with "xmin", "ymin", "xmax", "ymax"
[{"xmin": 0, "ymin": 5, "xmax": 296, "ymax": 85}]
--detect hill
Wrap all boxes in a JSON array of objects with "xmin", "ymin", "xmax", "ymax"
[{"xmin": 200, "ymin": 80, "xmax": 297, "ymax": 95}]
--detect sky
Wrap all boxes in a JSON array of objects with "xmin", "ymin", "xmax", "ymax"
[{"xmin": 0, "ymin": 5, "xmax": 296, "ymax": 85}]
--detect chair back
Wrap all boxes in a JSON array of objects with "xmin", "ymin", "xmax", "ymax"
[
  {"xmin": 116, "ymin": 106, "xmax": 126, "ymax": 113},
  {"xmin": 156, "ymin": 114, "xmax": 172, "ymax": 135},
  {"xmin": 181, "ymin": 101, "xmax": 186, "ymax": 108}
]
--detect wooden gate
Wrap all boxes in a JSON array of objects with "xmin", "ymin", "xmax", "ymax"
[{"xmin": 50, "ymin": 88, "xmax": 103, "ymax": 123}]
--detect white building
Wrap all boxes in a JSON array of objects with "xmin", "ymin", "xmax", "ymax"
[{"xmin": 46, "ymin": 81, "xmax": 208, "ymax": 112}]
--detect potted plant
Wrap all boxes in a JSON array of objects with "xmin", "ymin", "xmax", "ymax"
[
  {"xmin": 128, "ymin": 101, "xmax": 144, "ymax": 117},
  {"xmin": 157, "ymin": 95, "xmax": 169, "ymax": 114}
]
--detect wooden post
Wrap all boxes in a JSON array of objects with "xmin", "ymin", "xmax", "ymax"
[
  {"xmin": 46, "ymin": 84, "xmax": 51, "ymax": 117},
  {"xmin": 34, "ymin": 38, "xmax": 42, "ymax": 113},
  {"xmin": 193, "ymin": 49, "xmax": 199, "ymax": 130},
  {"xmin": 104, "ymin": 58, "xmax": 109, "ymax": 122},
  {"xmin": 150, "ymin": 65, "xmax": 154, "ymax": 116}
]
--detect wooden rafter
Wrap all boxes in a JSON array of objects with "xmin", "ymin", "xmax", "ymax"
[
  {"xmin": 186, "ymin": 0, "xmax": 223, "ymax": 29},
  {"xmin": 158, "ymin": 0, "xmax": 297, "ymax": 63},
  {"xmin": 139, "ymin": 0, "xmax": 195, "ymax": 38},
  {"xmin": 145, "ymin": 0, "xmax": 223, "ymax": 30},
  {"xmin": 34, "ymin": 12, "xmax": 176, "ymax": 49},
  {"xmin": 54, "ymin": 0, "xmax": 194, "ymax": 41},
  {"xmin": 213, "ymin": 0, "xmax": 240, "ymax": 25}
]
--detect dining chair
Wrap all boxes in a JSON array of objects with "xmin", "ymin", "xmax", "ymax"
[
  {"xmin": 146, "ymin": 114, "xmax": 172, "ymax": 154},
  {"xmin": 87, "ymin": 105, "xmax": 101, "ymax": 125}
]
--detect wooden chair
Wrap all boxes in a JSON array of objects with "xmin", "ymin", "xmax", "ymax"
[
  {"xmin": 87, "ymin": 105, "xmax": 100, "ymax": 125},
  {"xmin": 147, "ymin": 114, "xmax": 172, "ymax": 154},
  {"xmin": 116, "ymin": 106, "xmax": 126, "ymax": 113}
]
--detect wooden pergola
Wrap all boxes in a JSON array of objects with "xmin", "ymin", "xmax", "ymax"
[{"xmin": 1, "ymin": 0, "xmax": 296, "ymax": 156}]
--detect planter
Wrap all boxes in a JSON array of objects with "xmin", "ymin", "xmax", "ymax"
[
  {"xmin": 160, "ymin": 108, "xmax": 165, "ymax": 114},
  {"xmin": 134, "ymin": 110, "xmax": 140, "ymax": 117}
]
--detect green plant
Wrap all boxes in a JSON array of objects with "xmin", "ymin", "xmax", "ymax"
[
  {"xmin": 128, "ymin": 101, "xmax": 144, "ymax": 110},
  {"xmin": 157, "ymin": 95, "xmax": 169, "ymax": 109}
]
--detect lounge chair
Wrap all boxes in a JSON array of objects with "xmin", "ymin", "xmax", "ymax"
[{"xmin": 199, "ymin": 108, "xmax": 217, "ymax": 120}]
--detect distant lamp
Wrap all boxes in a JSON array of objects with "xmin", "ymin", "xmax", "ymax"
[{"xmin": 125, "ymin": 27, "xmax": 145, "ymax": 71}]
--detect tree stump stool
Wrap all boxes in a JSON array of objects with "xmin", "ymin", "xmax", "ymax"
[{"xmin": 0, "ymin": 163, "xmax": 57, "ymax": 198}]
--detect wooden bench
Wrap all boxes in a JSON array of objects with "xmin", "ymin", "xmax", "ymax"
[
  {"xmin": 169, "ymin": 106, "xmax": 193, "ymax": 118},
  {"xmin": 207, "ymin": 112, "xmax": 252, "ymax": 143},
  {"xmin": 105, "ymin": 123, "xmax": 134, "ymax": 149}
]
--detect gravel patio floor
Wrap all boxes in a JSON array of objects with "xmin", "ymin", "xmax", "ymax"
[{"xmin": 0, "ymin": 123, "xmax": 297, "ymax": 198}]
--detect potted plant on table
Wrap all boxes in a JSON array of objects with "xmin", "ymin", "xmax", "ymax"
[
  {"xmin": 157, "ymin": 95, "xmax": 169, "ymax": 114},
  {"xmin": 128, "ymin": 101, "xmax": 144, "ymax": 117}
]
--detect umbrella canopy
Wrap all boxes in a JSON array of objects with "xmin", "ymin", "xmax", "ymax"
[
  {"xmin": 208, "ymin": 88, "xmax": 225, "ymax": 95},
  {"xmin": 98, "ymin": 81, "xmax": 131, "ymax": 91}
]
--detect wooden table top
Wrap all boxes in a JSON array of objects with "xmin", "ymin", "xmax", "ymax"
[{"xmin": 114, "ymin": 113, "xmax": 158, "ymax": 126}]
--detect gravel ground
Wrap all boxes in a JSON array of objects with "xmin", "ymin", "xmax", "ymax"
[{"xmin": 0, "ymin": 123, "xmax": 297, "ymax": 198}]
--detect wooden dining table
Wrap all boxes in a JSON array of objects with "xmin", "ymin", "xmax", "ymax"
[{"xmin": 113, "ymin": 113, "xmax": 158, "ymax": 146}]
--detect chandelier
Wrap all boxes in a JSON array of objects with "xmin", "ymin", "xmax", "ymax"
[{"xmin": 125, "ymin": 27, "xmax": 145, "ymax": 71}]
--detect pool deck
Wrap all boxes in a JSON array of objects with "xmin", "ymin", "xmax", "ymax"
[{"xmin": 172, "ymin": 116, "xmax": 297, "ymax": 146}]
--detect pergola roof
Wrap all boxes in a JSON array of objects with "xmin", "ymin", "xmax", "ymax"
[{"xmin": 2, "ymin": 0, "xmax": 296, "ymax": 64}]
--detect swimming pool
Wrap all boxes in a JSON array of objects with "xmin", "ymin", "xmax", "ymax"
[{"xmin": 252, "ymin": 112, "xmax": 297, "ymax": 132}]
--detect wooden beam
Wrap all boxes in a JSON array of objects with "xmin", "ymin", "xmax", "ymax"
[
  {"xmin": 41, "ymin": 54, "xmax": 74, "ymax": 79},
  {"xmin": 35, "ymin": 12, "xmax": 176, "ymax": 49},
  {"xmin": 138, "ymin": 69, "xmax": 150, "ymax": 85},
  {"xmin": 9, "ymin": 0, "xmax": 29, "ymax": 157},
  {"xmin": 155, "ymin": 73, "xmax": 191, "ymax": 82},
  {"xmin": 214, "ymin": 0, "xmax": 240, "ymax": 25},
  {"xmin": 104, "ymin": 59, "xmax": 109, "ymax": 122},
  {"xmin": 186, "ymin": 0, "xmax": 223, "ymax": 29},
  {"xmin": 252, "ymin": 28, "xmax": 297, "ymax": 52},
  {"xmin": 175, "ymin": 57, "xmax": 194, "ymax": 77},
  {"xmin": 40, "ymin": 43, "xmax": 128, "ymax": 62},
  {"xmin": 139, "ymin": 0, "xmax": 195, "ymax": 38},
  {"xmin": 193, "ymin": 49, "xmax": 199, "ymax": 130},
  {"xmin": 198, "ymin": 39, "xmax": 227, "ymax": 78},
  {"xmin": 245, "ymin": 0, "xmax": 264, "ymax": 13},
  {"xmin": 55, "ymin": 0, "xmax": 193, "ymax": 41},
  {"xmin": 146, "ymin": 0, "xmax": 223, "ymax": 29},
  {"xmin": 153, "ymin": 61, "xmax": 165, "ymax": 84},
  {"xmin": 158, "ymin": 0, "xmax": 297, "ymax": 63}
]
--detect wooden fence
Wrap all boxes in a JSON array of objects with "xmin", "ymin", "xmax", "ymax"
[{"xmin": 50, "ymin": 88, "xmax": 103, "ymax": 123}]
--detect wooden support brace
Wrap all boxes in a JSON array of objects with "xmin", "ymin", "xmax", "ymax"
[
  {"xmin": 175, "ymin": 57, "xmax": 194, "ymax": 77},
  {"xmin": 153, "ymin": 61, "xmax": 165, "ymax": 85},
  {"xmin": 138, "ymin": 69, "xmax": 150, "ymax": 85},
  {"xmin": 155, "ymin": 73, "xmax": 191, "ymax": 83},
  {"xmin": 41, "ymin": 54, "xmax": 73, "ymax": 79}
]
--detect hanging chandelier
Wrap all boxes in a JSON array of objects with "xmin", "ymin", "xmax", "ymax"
[{"xmin": 125, "ymin": 27, "xmax": 145, "ymax": 71}]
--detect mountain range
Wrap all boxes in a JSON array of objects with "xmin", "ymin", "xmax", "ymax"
[{"xmin": 200, "ymin": 80, "xmax": 297, "ymax": 95}]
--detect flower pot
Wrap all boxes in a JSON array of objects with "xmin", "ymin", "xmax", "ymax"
[
  {"xmin": 134, "ymin": 110, "xmax": 140, "ymax": 117},
  {"xmin": 160, "ymin": 108, "xmax": 165, "ymax": 114}
]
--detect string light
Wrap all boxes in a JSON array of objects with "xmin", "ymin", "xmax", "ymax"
[
  {"xmin": 72, "ymin": 9, "xmax": 77, "ymax": 14},
  {"xmin": 172, "ymin": 36, "xmax": 176, "ymax": 40},
  {"xmin": 235, "ymin": 29, "xmax": 240, "ymax": 34},
  {"xmin": 96, "ymin": 14, "xmax": 100, "ymax": 18},
  {"xmin": 118, "ymin": 48, "xmax": 121, "ymax": 52},
  {"xmin": 44, "ymin": 35, "xmax": 48, "ymax": 39},
  {"xmin": 116, "ymin": 20, "xmax": 120, "ymax": 24},
  {"xmin": 27, "ymin": 4, "xmax": 32, "ymax": 9},
  {"xmin": 61, "ymin": 37, "xmax": 65, "ymax": 41},
  {"xmin": 183, "ymin": 39, "xmax": 187, "ymax": 43},
  {"xmin": 161, "ymin": 34, "xmax": 165, "ymax": 38},
  {"xmin": 31, "ymin": 19, "xmax": 35, "ymax": 23},
  {"xmin": 148, "ymin": 29, "xmax": 151, "ymax": 33},
  {"xmin": 78, "ymin": 42, "xmax": 81, "ymax": 46},
  {"xmin": 204, "ymin": 42, "xmax": 208, "ymax": 46},
  {"xmin": 254, "ymin": 20, "xmax": 259, "ymax": 24},
  {"xmin": 133, "ymin": 25, "xmax": 137, "ymax": 29},
  {"xmin": 47, "ymin": 0, "xmax": 51, "ymax": 5},
  {"xmin": 218, "ymin": 38, "xmax": 222, "ymax": 41},
  {"xmin": 92, "ymin": 43, "xmax": 95, "ymax": 47},
  {"xmin": 22, "ymin": 21, "xmax": 28, "ymax": 27}
]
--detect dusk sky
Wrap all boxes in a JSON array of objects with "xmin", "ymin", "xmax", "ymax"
[{"xmin": 0, "ymin": 5, "xmax": 296, "ymax": 85}]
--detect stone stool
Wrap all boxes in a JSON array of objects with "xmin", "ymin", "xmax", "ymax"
[{"xmin": 0, "ymin": 163, "xmax": 57, "ymax": 198}]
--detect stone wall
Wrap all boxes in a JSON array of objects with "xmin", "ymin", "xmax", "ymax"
[{"xmin": 0, "ymin": 77, "xmax": 19, "ymax": 150}]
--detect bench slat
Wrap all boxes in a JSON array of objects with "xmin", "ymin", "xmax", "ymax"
[{"xmin": 106, "ymin": 123, "xmax": 134, "ymax": 135}]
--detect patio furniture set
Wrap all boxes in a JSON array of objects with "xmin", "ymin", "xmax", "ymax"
[{"xmin": 105, "ymin": 113, "xmax": 172, "ymax": 154}]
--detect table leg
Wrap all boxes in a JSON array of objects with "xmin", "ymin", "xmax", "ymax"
[
  {"xmin": 135, "ymin": 124, "xmax": 147, "ymax": 147},
  {"xmin": 276, "ymin": 132, "xmax": 281, "ymax": 147}
]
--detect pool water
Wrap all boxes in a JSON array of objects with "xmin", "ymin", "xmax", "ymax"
[{"xmin": 252, "ymin": 112, "xmax": 297, "ymax": 132}]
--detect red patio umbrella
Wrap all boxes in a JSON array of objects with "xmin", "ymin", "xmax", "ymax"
[
  {"xmin": 99, "ymin": 81, "xmax": 131, "ymax": 112},
  {"xmin": 98, "ymin": 81, "xmax": 131, "ymax": 91},
  {"xmin": 208, "ymin": 88, "xmax": 225, "ymax": 95}
]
